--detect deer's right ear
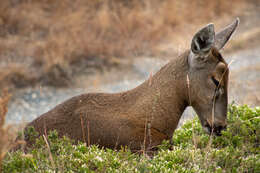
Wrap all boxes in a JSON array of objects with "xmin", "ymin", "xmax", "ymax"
[{"xmin": 191, "ymin": 24, "xmax": 215, "ymax": 55}]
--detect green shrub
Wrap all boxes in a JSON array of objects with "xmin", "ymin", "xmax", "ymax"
[{"xmin": 2, "ymin": 104, "xmax": 260, "ymax": 172}]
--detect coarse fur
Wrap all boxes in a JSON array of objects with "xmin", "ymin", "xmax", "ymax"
[{"xmin": 20, "ymin": 19, "xmax": 239, "ymax": 151}]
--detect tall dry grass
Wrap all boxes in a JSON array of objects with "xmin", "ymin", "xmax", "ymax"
[
  {"xmin": 0, "ymin": 90, "xmax": 16, "ymax": 170},
  {"xmin": 0, "ymin": 0, "xmax": 247, "ymax": 89}
]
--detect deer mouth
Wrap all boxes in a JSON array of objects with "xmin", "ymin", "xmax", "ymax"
[{"xmin": 203, "ymin": 122, "xmax": 226, "ymax": 136}]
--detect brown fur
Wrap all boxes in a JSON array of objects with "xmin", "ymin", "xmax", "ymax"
[{"xmin": 25, "ymin": 52, "xmax": 190, "ymax": 151}]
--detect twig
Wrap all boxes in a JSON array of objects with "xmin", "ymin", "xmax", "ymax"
[
  {"xmin": 80, "ymin": 114, "xmax": 86, "ymax": 145},
  {"xmin": 43, "ymin": 134, "xmax": 55, "ymax": 169},
  {"xmin": 0, "ymin": 89, "xmax": 11, "ymax": 171},
  {"xmin": 187, "ymin": 74, "xmax": 196, "ymax": 164},
  {"xmin": 204, "ymin": 60, "xmax": 234, "ymax": 169},
  {"xmin": 147, "ymin": 121, "xmax": 152, "ymax": 149},
  {"xmin": 186, "ymin": 74, "xmax": 191, "ymax": 106},
  {"xmin": 44, "ymin": 118, "xmax": 47, "ymax": 139},
  {"xmin": 149, "ymin": 72, "xmax": 153, "ymax": 86},
  {"xmin": 87, "ymin": 119, "xmax": 90, "ymax": 147},
  {"xmin": 114, "ymin": 135, "xmax": 120, "ymax": 150},
  {"xmin": 21, "ymin": 125, "xmax": 25, "ymax": 153},
  {"xmin": 143, "ymin": 116, "xmax": 148, "ymax": 155},
  {"xmin": 209, "ymin": 59, "xmax": 234, "ymax": 148}
]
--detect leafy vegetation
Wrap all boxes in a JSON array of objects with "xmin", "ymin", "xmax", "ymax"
[{"xmin": 2, "ymin": 104, "xmax": 260, "ymax": 172}]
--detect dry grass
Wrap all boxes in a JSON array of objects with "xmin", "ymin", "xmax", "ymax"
[
  {"xmin": 42, "ymin": 134, "xmax": 56, "ymax": 169},
  {"xmin": 225, "ymin": 27, "xmax": 260, "ymax": 52},
  {"xmin": 0, "ymin": 90, "xmax": 16, "ymax": 170},
  {"xmin": 0, "ymin": 0, "xmax": 248, "ymax": 90},
  {"xmin": 0, "ymin": 90, "xmax": 26, "ymax": 170}
]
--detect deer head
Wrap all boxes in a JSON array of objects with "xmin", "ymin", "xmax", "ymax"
[{"xmin": 188, "ymin": 18, "xmax": 239, "ymax": 136}]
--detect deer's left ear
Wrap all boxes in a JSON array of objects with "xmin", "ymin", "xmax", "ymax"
[
  {"xmin": 215, "ymin": 18, "xmax": 239, "ymax": 50},
  {"xmin": 191, "ymin": 24, "xmax": 215, "ymax": 55}
]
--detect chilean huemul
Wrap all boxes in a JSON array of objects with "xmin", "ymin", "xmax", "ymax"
[{"xmin": 20, "ymin": 18, "xmax": 239, "ymax": 151}]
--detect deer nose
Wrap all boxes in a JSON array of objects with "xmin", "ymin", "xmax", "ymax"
[
  {"xmin": 205, "ymin": 123, "xmax": 227, "ymax": 136},
  {"xmin": 213, "ymin": 125, "xmax": 227, "ymax": 136}
]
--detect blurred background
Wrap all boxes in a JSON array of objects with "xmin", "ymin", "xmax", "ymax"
[{"xmin": 0, "ymin": 0, "xmax": 259, "ymax": 124}]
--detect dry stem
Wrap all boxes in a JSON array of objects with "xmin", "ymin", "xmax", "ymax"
[
  {"xmin": 187, "ymin": 74, "xmax": 196, "ymax": 163},
  {"xmin": 80, "ymin": 114, "xmax": 87, "ymax": 145},
  {"xmin": 87, "ymin": 119, "xmax": 90, "ymax": 147},
  {"xmin": 204, "ymin": 60, "xmax": 234, "ymax": 168},
  {"xmin": 0, "ymin": 89, "xmax": 11, "ymax": 171},
  {"xmin": 43, "ymin": 134, "xmax": 55, "ymax": 170},
  {"xmin": 142, "ymin": 115, "xmax": 148, "ymax": 155}
]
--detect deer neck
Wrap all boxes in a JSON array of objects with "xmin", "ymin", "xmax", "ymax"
[{"xmin": 129, "ymin": 52, "xmax": 190, "ymax": 138}]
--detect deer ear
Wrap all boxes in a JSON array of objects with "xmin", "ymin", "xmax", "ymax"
[
  {"xmin": 191, "ymin": 24, "xmax": 215, "ymax": 55},
  {"xmin": 215, "ymin": 18, "xmax": 239, "ymax": 50}
]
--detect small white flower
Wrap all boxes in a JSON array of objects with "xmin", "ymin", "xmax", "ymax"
[{"xmin": 96, "ymin": 156, "xmax": 103, "ymax": 162}]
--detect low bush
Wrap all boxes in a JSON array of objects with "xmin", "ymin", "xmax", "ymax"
[{"xmin": 2, "ymin": 104, "xmax": 259, "ymax": 172}]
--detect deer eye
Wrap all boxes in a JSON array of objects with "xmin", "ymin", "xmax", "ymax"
[{"xmin": 211, "ymin": 76, "xmax": 219, "ymax": 87}]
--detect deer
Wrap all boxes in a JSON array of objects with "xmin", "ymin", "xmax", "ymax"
[{"xmin": 19, "ymin": 18, "xmax": 239, "ymax": 152}]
